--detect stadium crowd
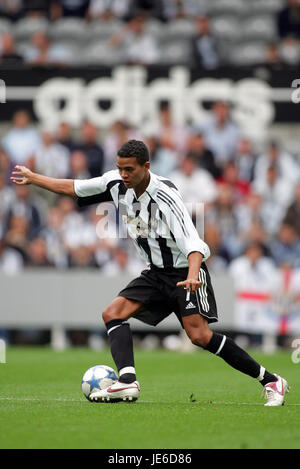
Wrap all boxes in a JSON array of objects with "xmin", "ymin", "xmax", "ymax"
[
  {"xmin": 0, "ymin": 0, "xmax": 299, "ymax": 68},
  {"xmin": 1, "ymin": 101, "xmax": 300, "ymax": 277},
  {"xmin": 0, "ymin": 0, "xmax": 299, "ymax": 277}
]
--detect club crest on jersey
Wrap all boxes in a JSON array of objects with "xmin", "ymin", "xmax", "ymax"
[{"xmin": 122, "ymin": 215, "xmax": 158, "ymax": 237}]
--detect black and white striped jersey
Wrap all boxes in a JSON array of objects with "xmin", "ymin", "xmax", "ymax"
[{"xmin": 74, "ymin": 170, "xmax": 210, "ymax": 269}]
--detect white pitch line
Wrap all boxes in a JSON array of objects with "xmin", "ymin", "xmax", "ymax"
[
  {"xmin": 0, "ymin": 397, "xmax": 83, "ymax": 402},
  {"xmin": 140, "ymin": 401, "xmax": 300, "ymax": 406},
  {"xmin": 0, "ymin": 397, "xmax": 299, "ymax": 406}
]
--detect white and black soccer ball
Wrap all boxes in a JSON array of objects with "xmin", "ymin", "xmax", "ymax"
[{"xmin": 81, "ymin": 365, "xmax": 118, "ymax": 400}]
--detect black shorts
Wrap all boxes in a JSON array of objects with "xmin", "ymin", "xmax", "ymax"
[{"xmin": 118, "ymin": 263, "xmax": 218, "ymax": 328}]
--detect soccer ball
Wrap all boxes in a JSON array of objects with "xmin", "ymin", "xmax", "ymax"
[{"xmin": 81, "ymin": 365, "xmax": 118, "ymax": 400}]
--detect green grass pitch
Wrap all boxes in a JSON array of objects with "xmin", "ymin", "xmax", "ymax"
[{"xmin": 0, "ymin": 347, "xmax": 299, "ymax": 449}]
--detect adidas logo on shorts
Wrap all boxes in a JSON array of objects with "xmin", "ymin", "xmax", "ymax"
[{"xmin": 186, "ymin": 301, "xmax": 196, "ymax": 309}]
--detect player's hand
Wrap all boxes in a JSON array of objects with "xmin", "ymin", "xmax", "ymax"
[
  {"xmin": 10, "ymin": 165, "xmax": 33, "ymax": 185},
  {"xmin": 176, "ymin": 278, "xmax": 202, "ymax": 292}
]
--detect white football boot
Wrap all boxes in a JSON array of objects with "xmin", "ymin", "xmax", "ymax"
[
  {"xmin": 89, "ymin": 380, "xmax": 140, "ymax": 403},
  {"xmin": 262, "ymin": 374, "xmax": 290, "ymax": 406}
]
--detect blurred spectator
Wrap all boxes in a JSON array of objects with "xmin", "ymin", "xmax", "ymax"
[
  {"xmin": 254, "ymin": 140, "xmax": 300, "ymax": 187},
  {"xmin": 103, "ymin": 120, "xmax": 141, "ymax": 171},
  {"xmin": 269, "ymin": 223, "xmax": 300, "ymax": 268},
  {"xmin": 40, "ymin": 206, "xmax": 68, "ymax": 268},
  {"xmin": 27, "ymin": 237, "xmax": 54, "ymax": 267},
  {"xmin": 157, "ymin": 101, "xmax": 188, "ymax": 155},
  {"xmin": 0, "ymin": 0, "xmax": 24, "ymax": 20},
  {"xmin": 253, "ymin": 164, "xmax": 295, "ymax": 235},
  {"xmin": 235, "ymin": 192, "xmax": 264, "ymax": 237},
  {"xmin": 186, "ymin": 131, "xmax": 220, "ymax": 179},
  {"xmin": 32, "ymin": 128, "xmax": 70, "ymax": 179},
  {"xmin": 217, "ymin": 161, "xmax": 251, "ymax": 203},
  {"xmin": 144, "ymin": 102, "xmax": 188, "ymax": 156},
  {"xmin": 277, "ymin": 0, "xmax": 300, "ymax": 39},
  {"xmin": 191, "ymin": 16, "xmax": 221, "ymax": 69},
  {"xmin": 68, "ymin": 245, "xmax": 98, "ymax": 268},
  {"xmin": 0, "ymin": 238, "xmax": 24, "ymax": 275},
  {"xmin": 199, "ymin": 101, "xmax": 240, "ymax": 169},
  {"xmin": 263, "ymin": 38, "xmax": 300, "ymax": 68},
  {"xmin": 1, "ymin": 110, "xmax": 41, "ymax": 166},
  {"xmin": 75, "ymin": 121, "xmax": 105, "ymax": 178},
  {"xmin": 57, "ymin": 196, "xmax": 83, "ymax": 248},
  {"xmin": 240, "ymin": 220, "xmax": 269, "ymax": 249},
  {"xmin": 0, "ymin": 33, "xmax": 24, "ymax": 66},
  {"xmin": 0, "ymin": 170, "xmax": 15, "ymax": 238},
  {"xmin": 234, "ymin": 138, "xmax": 256, "ymax": 183},
  {"xmin": 205, "ymin": 183, "xmax": 243, "ymax": 260},
  {"xmin": 24, "ymin": 31, "xmax": 73, "ymax": 66},
  {"xmin": 279, "ymin": 36, "xmax": 300, "ymax": 65},
  {"xmin": 5, "ymin": 184, "xmax": 43, "ymax": 239},
  {"xmin": 228, "ymin": 241, "xmax": 277, "ymax": 333},
  {"xmin": 56, "ymin": 197, "xmax": 107, "ymax": 266},
  {"xmin": 146, "ymin": 136, "xmax": 177, "ymax": 178},
  {"xmin": 87, "ymin": 208, "xmax": 118, "ymax": 268},
  {"xmin": 283, "ymin": 181, "xmax": 300, "ymax": 235},
  {"xmin": 171, "ymin": 154, "xmax": 218, "ymax": 223},
  {"xmin": 129, "ymin": 0, "xmax": 164, "ymax": 20},
  {"xmin": 69, "ymin": 245, "xmax": 98, "ymax": 269},
  {"xmin": 68, "ymin": 150, "xmax": 90, "ymax": 179},
  {"xmin": 264, "ymin": 42, "xmax": 284, "ymax": 68},
  {"xmin": 101, "ymin": 246, "xmax": 144, "ymax": 276},
  {"xmin": 109, "ymin": 12, "xmax": 160, "ymax": 65},
  {"xmin": 50, "ymin": 0, "xmax": 90, "ymax": 18},
  {"xmin": 204, "ymin": 222, "xmax": 229, "ymax": 273},
  {"xmin": 229, "ymin": 241, "xmax": 275, "ymax": 279},
  {"xmin": 0, "ymin": 148, "xmax": 14, "ymax": 181},
  {"xmin": 4, "ymin": 214, "xmax": 29, "ymax": 259},
  {"xmin": 88, "ymin": 0, "xmax": 131, "ymax": 20},
  {"xmin": 25, "ymin": 1, "xmax": 50, "ymax": 16},
  {"xmin": 56, "ymin": 122, "xmax": 76, "ymax": 153}
]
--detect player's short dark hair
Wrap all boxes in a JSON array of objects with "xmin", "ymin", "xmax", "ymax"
[{"xmin": 118, "ymin": 140, "xmax": 149, "ymax": 165}]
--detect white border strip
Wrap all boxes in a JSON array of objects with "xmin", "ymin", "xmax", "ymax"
[
  {"xmin": 215, "ymin": 335, "xmax": 226, "ymax": 355},
  {"xmin": 119, "ymin": 366, "xmax": 135, "ymax": 376},
  {"xmin": 107, "ymin": 321, "xmax": 128, "ymax": 336}
]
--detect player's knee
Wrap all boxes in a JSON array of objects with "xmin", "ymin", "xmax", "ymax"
[
  {"xmin": 102, "ymin": 297, "xmax": 131, "ymax": 323},
  {"xmin": 102, "ymin": 305, "xmax": 118, "ymax": 323},
  {"xmin": 188, "ymin": 329, "xmax": 212, "ymax": 348}
]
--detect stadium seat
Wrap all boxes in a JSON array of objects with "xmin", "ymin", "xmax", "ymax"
[
  {"xmin": 209, "ymin": 0, "xmax": 247, "ymax": 17},
  {"xmin": 13, "ymin": 17, "xmax": 49, "ymax": 40},
  {"xmin": 145, "ymin": 19, "xmax": 165, "ymax": 41},
  {"xmin": 49, "ymin": 18, "xmax": 88, "ymax": 41},
  {"xmin": 159, "ymin": 39, "xmax": 192, "ymax": 65},
  {"xmin": 243, "ymin": 0, "xmax": 284, "ymax": 15},
  {"xmin": 81, "ymin": 40, "xmax": 122, "ymax": 65},
  {"xmin": 162, "ymin": 19, "xmax": 197, "ymax": 41},
  {"xmin": 210, "ymin": 15, "xmax": 241, "ymax": 41},
  {"xmin": 85, "ymin": 19, "xmax": 123, "ymax": 42},
  {"xmin": 241, "ymin": 15, "xmax": 277, "ymax": 41},
  {"xmin": 229, "ymin": 41, "xmax": 267, "ymax": 65},
  {"xmin": 194, "ymin": 0, "xmax": 215, "ymax": 15}
]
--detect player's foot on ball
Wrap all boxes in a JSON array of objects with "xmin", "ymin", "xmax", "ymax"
[
  {"xmin": 262, "ymin": 374, "xmax": 290, "ymax": 406},
  {"xmin": 89, "ymin": 380, "xmax": 140, "ymax": 403}
]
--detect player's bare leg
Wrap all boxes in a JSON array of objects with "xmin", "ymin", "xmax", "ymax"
[
  {"xmin": 89, "ymin": 297, "xmax": 143, "ymax": 403},
  {"xmin": 182, "ymin": 314, "xmax": 289, "ymax": 406},
  {"xmin": 182, "ymin": 313, "xmax": 213, "ymax": 348}
]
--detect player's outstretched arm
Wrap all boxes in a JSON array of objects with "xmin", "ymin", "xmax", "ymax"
[{"xmin": 10, "ymin": 165, "xmax": 76, "ymax": 197}]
